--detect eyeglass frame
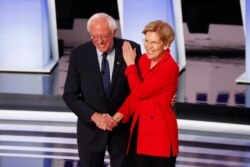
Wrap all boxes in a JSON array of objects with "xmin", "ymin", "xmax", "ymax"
[
  {"xmin": 143, "ymin": 38, "xmax": 163, "ymax": 47},
  {"xmin": 90, "ymin": 32, "xmax": 114, "ymax": 41}
]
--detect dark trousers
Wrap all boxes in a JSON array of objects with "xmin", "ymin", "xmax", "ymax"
[
  {"xmin": 135, "ymin": 154, "xmax": 176, "ymax": 167},
  {"xmin": 78, "ymin": 142, "xmax": 128, "ymax": 167},
  {"xmin": 77, "ymin": 123, "xmax": 129, "ymax": 167}
]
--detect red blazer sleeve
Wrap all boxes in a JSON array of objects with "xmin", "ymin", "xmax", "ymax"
[
  {"xmin": 125, "ymin": 53, "xmax": 178, "ymax": 101},
  {"xmin": 117, "ymin": 94, "xmax": 136, "ymax": 123}
]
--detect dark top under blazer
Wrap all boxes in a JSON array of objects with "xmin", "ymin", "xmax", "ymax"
[{"xmin": 63, "ymin": 38, "xmax": 141, "ymax": 151}]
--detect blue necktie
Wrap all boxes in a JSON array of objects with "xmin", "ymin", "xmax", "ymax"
[{"xmin": 101, "ymin": 52, "xmax": 110, "ymax": 96}]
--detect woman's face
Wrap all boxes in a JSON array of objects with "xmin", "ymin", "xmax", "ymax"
[{"xmin": 144, "ymin": 31, "xmax": 168, "ymax": 61}]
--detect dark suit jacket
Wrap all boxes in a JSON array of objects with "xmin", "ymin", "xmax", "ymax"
[{"xmin": 63, "ymin": 38, "xmax": 141, "ymax": 152}]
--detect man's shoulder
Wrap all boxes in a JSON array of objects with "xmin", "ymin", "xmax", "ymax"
[
  {"xmin": 115, "ymin": 38, "xmax": 140, "ymax": 47},
  {"xmin": 72, "ymin": 40, "xmax": 93, "ymax": 52}
]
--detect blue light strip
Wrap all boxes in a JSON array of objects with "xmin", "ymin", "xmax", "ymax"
[
  {"xmin": 236, "ymin": 0, "xmax": 250, "ymax": 83},
  {"xmin": 246, "ymin": 0, "xmax": 250, "ymax": 78}
]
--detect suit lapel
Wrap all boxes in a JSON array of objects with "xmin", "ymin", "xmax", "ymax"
[
  {"xmin": 88, "ymin": 44, "xmax": 102, "ymax": 76},
  {"xmin": 109, "ymin": 39, "xmax": 124, "ymax": 97},
  {"xmin": 86, "ymin": 43, "xmax": 107, "ymax": 96}
]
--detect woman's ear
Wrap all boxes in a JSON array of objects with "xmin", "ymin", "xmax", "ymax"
[{"xmin": 163, "ymin": 44, "xmax": 169, "ymax": 50}]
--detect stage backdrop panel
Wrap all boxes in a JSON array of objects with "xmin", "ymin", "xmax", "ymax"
[
  {"xmin": 236, "ymin": 0, "xmax": 250, "ymax": 83},
  {"xmin": 0, "ymin": 0, "xmax": 58, "ymax": 73},
  {"xmin": 117, "ymin": 0, "xmax": 186, "ymax": 71}
]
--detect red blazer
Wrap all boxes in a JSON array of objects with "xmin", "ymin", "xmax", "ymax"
[{"xmin": 118, "ymin": 49, "xmax": 179, "ymax": 157}]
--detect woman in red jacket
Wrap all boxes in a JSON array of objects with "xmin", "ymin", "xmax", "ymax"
[{"xmin": 113, "ymin": 20, "xmax": 179, "ymax": 167}]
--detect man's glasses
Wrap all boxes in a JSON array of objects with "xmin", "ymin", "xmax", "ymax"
[{"xmin": 91, "ymin": 33, "xmax": 113, "ymax": 41}]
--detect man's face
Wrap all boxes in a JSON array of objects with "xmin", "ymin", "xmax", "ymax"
[{"xmin": 89, "ymin": 18, "xmax": 115, "ymax": 53}]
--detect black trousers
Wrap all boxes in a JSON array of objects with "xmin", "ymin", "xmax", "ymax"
[
  {"xmin": 78, "ymin": 139, "xmax": 129, "ymax": 167},
  {"xmin": 135, "ymin": 154, "xmax": 176, "ymax": 167},
  {"xmin": 77, "ymin": 121, "xmax": 129, "ymax": 167}
]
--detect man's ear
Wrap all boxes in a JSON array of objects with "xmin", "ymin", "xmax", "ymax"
[{"xmin": 113, "ymin": 29, "xmax": 117, "ymax": 36}]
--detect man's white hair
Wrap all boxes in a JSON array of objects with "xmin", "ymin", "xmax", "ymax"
[{"xmin": 87, "ymin": 13, "xmax": 118, "ymax": 32}]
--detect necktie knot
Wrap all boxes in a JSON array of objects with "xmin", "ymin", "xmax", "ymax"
[{"xmin": 102, "ymin": 52, "xmax": 108, "ymax": 58}]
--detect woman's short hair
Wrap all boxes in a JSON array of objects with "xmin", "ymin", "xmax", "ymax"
[{"xmin": 142, "ymin": 20, "xmax": 175, "ymax": 45}]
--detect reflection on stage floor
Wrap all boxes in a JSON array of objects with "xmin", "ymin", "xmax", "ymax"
[{"xmin": 0, "ymin": 52, "xmax": 250, "ymax": 166}]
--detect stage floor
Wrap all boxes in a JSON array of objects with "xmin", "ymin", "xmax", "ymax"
[{"xmin": 0, "ymin": 52, "xmax": 250, "ymax": 166}]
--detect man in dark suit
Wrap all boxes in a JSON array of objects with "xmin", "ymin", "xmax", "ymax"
[{"xmin": 63, "ymin": 13, "xmax": 141, "ymax": 167}]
